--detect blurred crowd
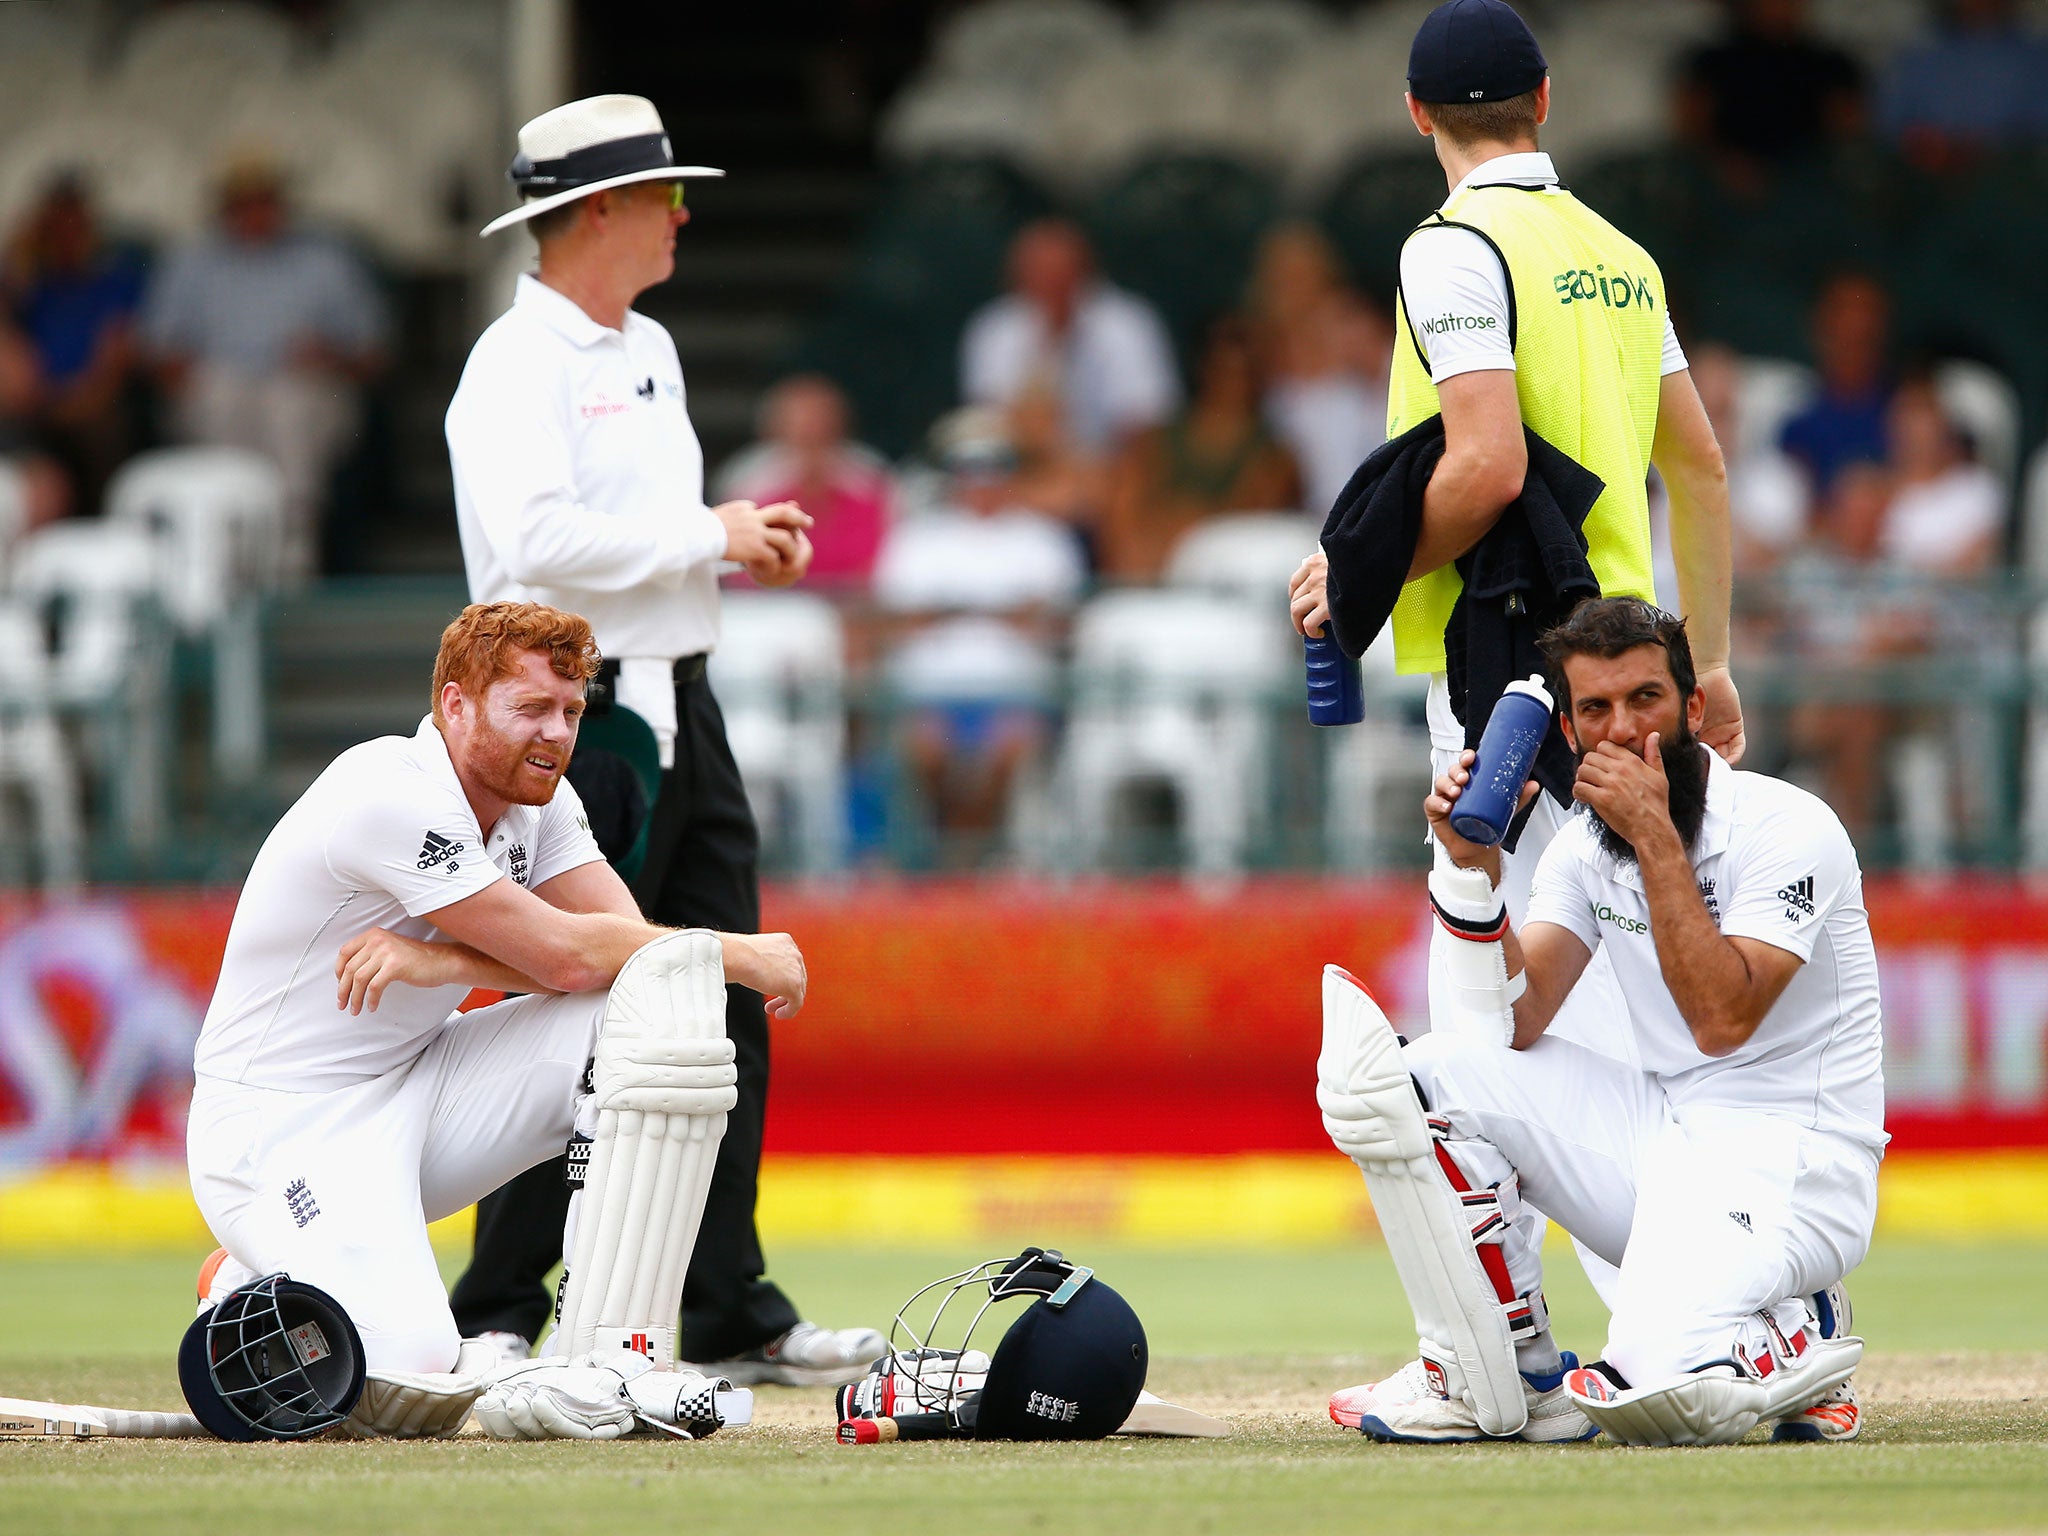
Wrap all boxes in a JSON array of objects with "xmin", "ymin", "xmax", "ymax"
[
  {"xmin": 0, "ymin": 161, "xmax": 386, "ymax": 580},
  {"xmin": 5, "ymin": 0, "xmax": 2047, "ymax": 878}
]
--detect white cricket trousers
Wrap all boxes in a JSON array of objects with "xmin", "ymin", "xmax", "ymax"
[
  {"xmin": 1403, "ymin": 1029, "xmax": 1881, "ymax": 1389},
  {"xmin": 187, "ymin": 990, "xmax": 608, "ymax": 1374}
]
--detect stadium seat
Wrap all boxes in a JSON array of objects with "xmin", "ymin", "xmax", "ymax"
[
  {"xmin": 0, "ymin": 107, "xmax": 210, "ymax": 248},
  {"xmin": 879, "ymin": 77, "xmax": 1057, "ymax": 173},
  {"xmin": 1540, "ymin": 30, "xmax": 1673, "ymax": 166},
  {"xmin": 1162, "ymin": 511, "xmax": 1321, "ymax": 611},
  {"xmin": 1320, "ymin": 640, "xmax": 1432, "ymax": 874},
  {"xmin": 1270, "ymin": 46, "xmax": 1424, "ymax": 195},
  {"xmin": 1155, "ymin": 0, "xmax": 1331, "ymax": 87},
  {"xmin": 2023, "ymin": 442, "xmax": 2048, "ymax": 584},
  {"xmin": 2023, "ymin": 604, "xmax": 2048, "ymax": 873},
  {"xmin": 1935, "ymin": 360, "xmax": 2022, "ymax": 494},
  {"xmin": 930, "ymin": 0, "xmax": 1130, "ymax": 90},
  {"xmin": 0, "ymin": 599, "xmax": 85, "ymax": 891},
  {"xmin": 10, "ymin": 522, "xmax": 173, "ymax": 854},
  {"xmin": 1087, "ymin": 152, "xmax": 1283, "ymax": 364},
  {"xmin": 106, "ymin": 448, "xmax": 287, "ymax": 787},
  {"xmin": 1317, "ymin": 149, "xmax": 1456, "ymax": 300},
  {"xmin": 118, "ymin": 1, "xmax": 300, "ymax": 81},
  {"xmin": 1736, "ymin": 357, "xmax": 1819, "ymax": 461},
  {"xmin": 1055, "ymin": 589, "xmax": 1290, "ymax": 877},
  {"xmin": 709, "ymin": 591, "xmax": 849, "ymax": 875}
]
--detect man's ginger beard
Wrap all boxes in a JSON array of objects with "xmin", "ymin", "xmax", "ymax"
[
  {"xmin": 1582, "ymin": 717, "xmax": 1711, "ymax": 865},
  {"xmin": 462, "ymin": 706, "xmax": 569, "ymax": 806}
]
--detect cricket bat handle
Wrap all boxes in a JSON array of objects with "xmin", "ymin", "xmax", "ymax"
[{"xmin": 837, "ymin": 1411, "xmax": 955, "ymax": 1444}]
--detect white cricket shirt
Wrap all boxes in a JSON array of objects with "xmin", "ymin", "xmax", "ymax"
[
  {"xmin": 194, "ymin": 717, "xmax": 605, "ymax": 1092},
  {"xmin": 1400, "ymin": 152, "xmax": 1689, "ymax": 384},
  {"xmin": 447, "ymin": 275, "xmax": 729, "ymax": 751},
  {"xmin": 1524, "ymin": 747, "xmax": 1887, "ymax": 1151}
]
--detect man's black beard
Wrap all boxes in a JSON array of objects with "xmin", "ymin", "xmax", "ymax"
[{"xmin": 1586, "ymin": 724, "xmax": 1711, "ymax": 865}]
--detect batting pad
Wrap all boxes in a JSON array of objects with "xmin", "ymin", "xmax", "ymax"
[
  {"xmin": 555, "ymin": 931, "xmax": 738, "ymax": 1365},
  {"xmin": 1568, "ymin": 1334, "xmax": 1862, "ymax": 1446},
  {"xmin": 1316, "ymin": 964, "xmax": 1528, "ymax": 1437}
]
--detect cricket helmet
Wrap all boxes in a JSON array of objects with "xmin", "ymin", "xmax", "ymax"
[
  {"xmin": 846, "ymin": 1247, "xmax": 1148, "ymax": 1440},
  {"xmin": 178, "ymin": 1272, "xmax": 365, "ymax": 1441}
]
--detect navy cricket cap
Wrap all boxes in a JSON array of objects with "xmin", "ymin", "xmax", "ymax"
[{"xmin": 1408, "ymin": 0, "xmax": 1548, "ymax": 105}]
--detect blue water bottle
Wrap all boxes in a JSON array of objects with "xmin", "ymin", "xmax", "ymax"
[
  {"xmin": 1449, "ymin": 674, "xmax": 1555, "ymax": 846},
  {"xmin": 1305, "ymin": 628, "xmax": 1365, "ymax": 726}
]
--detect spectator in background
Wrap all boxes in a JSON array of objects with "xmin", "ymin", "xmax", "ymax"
[
  {"xmin": 961, "ymin": 218, "xmax": 1179, "ymax": 456},
  {"xmin": 1881, "ymin": 0, "xmax": 2048, "ymax": 170},
  {"xmin": 1689, "ymin": 343, "xmax": 1811, "ymax": 575},
  {"xmin": 142, "ymin": 155, "xmax": 388, "ymax": 582},
  {"xmin": 1100, "ymin": 317, "xmax": 1300, "ymax": 581},
  {"xmin": 2, "ymin": 175, "xmax": 147, "ymax": 514},
  {"xmin": 1787, "ymin": 374, "xmax": 2005, "ymax": 838},
  {"xmin": 1243, "ymin": 221, "xmax": 1391, "ymax": 518},
  {"xmin": 1780, "ymin": 272, "xmax": 1894, "ymax": 502},
  {"xmin": 873, "ymin": 407, "xmax": 1086, "ymax": 865},
  {"xmin": 1002, "ymin": 382, "xmax": 1109, "ymax": 553},
  {"xmin": 0, "ymin": 315, "xmax": 71, "ymax": 541},
  {"xmin": 717, "ymin": 373, "xmax": 894, "ymax": 594},
  {"xmin": 1678, "ymin": 0, "xmax": 1865, "ymax": 175}
]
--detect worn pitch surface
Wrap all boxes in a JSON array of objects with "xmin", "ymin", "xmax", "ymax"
[{"xmin": 2, "ymin": 1241, "xmax": 2044, "ymax": 1534}]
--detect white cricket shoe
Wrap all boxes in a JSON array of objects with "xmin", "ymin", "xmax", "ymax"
[
  {"xmin": 471, "ymin": 1331, "xmax": 534, "ymax": 1369},
  {"xmin": 700, "ymin": 1322, "xmax": 888, "ymax": 1387},
  {"xmin": 1330, "ymin": 1353, "xmax": 1598, "ymax": 1444}
]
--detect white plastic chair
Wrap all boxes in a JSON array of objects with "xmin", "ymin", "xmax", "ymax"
[
  {"xmin": 1162, "ymin": 511, "xmax": 1321, "ymax": 611},
  {"xmin": 708, "ymin": 591, "xmax": 850, "ymax": 874},
  {"xmin": 106, "ymin": 447, "xmax": 287, "ymax": 786},
  {"xmin": 1735, "ymin": 357, "xmax": 1820, "ymax": 463},
  {"xmin": 10, "ymin": 522, "xmax": 172, "ymax": 853},
  {"xmin": 1935, "ymin": 359, "xmax": 2022, "ymax": 493},
  {"xmin": 0, "ymin": 600, "xmax": 84, "ymax": 890},
  {"xmin": 1055, "ymin": 589, "xmax": 1290, "ymax": 876},
  {"xmin": 931, "ymin": 0, "xmax": 1131, "ymax": 90},
  {"xmin": 1156, "ymin": 0, "xmax": 1331, "ymax": 88}
]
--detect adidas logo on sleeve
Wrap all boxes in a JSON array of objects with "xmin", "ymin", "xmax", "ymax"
[
  {"xmin": 1776, "ymin": 874, "xmax": 1816, "ymax": 920},
  {"xmin": 417, "ymin": 831, "xmax": 466, "ymax": 872}
]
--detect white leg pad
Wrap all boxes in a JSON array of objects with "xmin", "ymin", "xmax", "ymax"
[
  {"xmin": 1317, "ymin": 964, "xmax": 1529, "ymax": 1437},
  {"xmin": 1569, "ymin": 1365, "xmax": 1766, "ymax": 1447},
  {"xmin": 1570, "ymin": 1333, "xmax": 1863, "ymax": 1447},
  {"xmin": 342, "ymin": 1339, "xmax": 498, "ymax": 1439},
  {"xmin": 555, "ymin": 931, "xmax": 738, "ymax": 1364}
]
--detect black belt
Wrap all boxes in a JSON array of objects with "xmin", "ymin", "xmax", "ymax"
[{"xmin": 589, "ymin": 654, "xmax": 706, "ymax": 714}]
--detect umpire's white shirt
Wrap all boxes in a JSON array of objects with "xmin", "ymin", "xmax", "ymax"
[
  {"xmin": 194, "ymin": 716, "xmax": 603, "ymax": 1092},
  {"xmin": 1524, "ymin": 747, "xmax": 1887, "ymax": 1152},
  {"xmin": 447, "ymin": 275, "xmax": 729, "ymax": 750}
]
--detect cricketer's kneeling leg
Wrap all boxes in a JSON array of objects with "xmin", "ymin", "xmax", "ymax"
[
  {"xmin": 552, "ymin": 930, "xmax": 739, "ymax": 1369},
  {"xmin": 1318, "ymin": 966, "xmax": 1559, "ymax": 1439}
]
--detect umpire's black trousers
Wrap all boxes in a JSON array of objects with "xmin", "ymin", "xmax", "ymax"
[{"xmin": 449, "ymin": 658, "xmax": 801, "ymax": 1361}]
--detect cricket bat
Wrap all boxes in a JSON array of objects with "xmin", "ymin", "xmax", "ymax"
[{"xmin": 0, "ymin": 1395, "xmax": 208, "ymax": 1439}]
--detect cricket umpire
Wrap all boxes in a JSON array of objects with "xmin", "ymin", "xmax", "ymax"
[{"xmin": 444, "ymin": 94, "xmax": 882, "ymax": 1384}]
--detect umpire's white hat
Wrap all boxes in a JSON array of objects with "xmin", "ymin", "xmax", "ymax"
[{"xmin": 479, "ymin": 94, "xmax": 723, "ymax": 237}]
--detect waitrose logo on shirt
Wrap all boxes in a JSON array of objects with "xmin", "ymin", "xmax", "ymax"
[{"xmin": 1419, "ymin": 312, "xmax": 1499, "ymax": 338}]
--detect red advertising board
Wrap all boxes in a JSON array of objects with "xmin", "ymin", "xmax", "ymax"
[{"xmin": 0, "ymin": 879, "xmax": 2041, "ymax": 1169}]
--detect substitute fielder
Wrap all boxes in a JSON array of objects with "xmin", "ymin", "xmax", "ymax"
[
  {"xmin": 445, "ymin": 94, "xmax": 882, "ymax": 1385},
  {"xmin": 1288, "ymin": 0, "xmax": 1747, "ymax": 1391},
  {"xmin": 1290, "ymin": 0, "xmax": 1744, "ymax": 1046},
  {"xmin": 187, "ymin": 601, "xmax": 804, "ymax": 1437},
  {"xmin": 1322, "ymin": 598, "xmax": 1883, "ymax": 1446}
]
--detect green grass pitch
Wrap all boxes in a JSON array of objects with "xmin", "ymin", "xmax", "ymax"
[{"xmin": 2, "ymin": 1238, "xmax": 2045, "ymax": 1535}]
